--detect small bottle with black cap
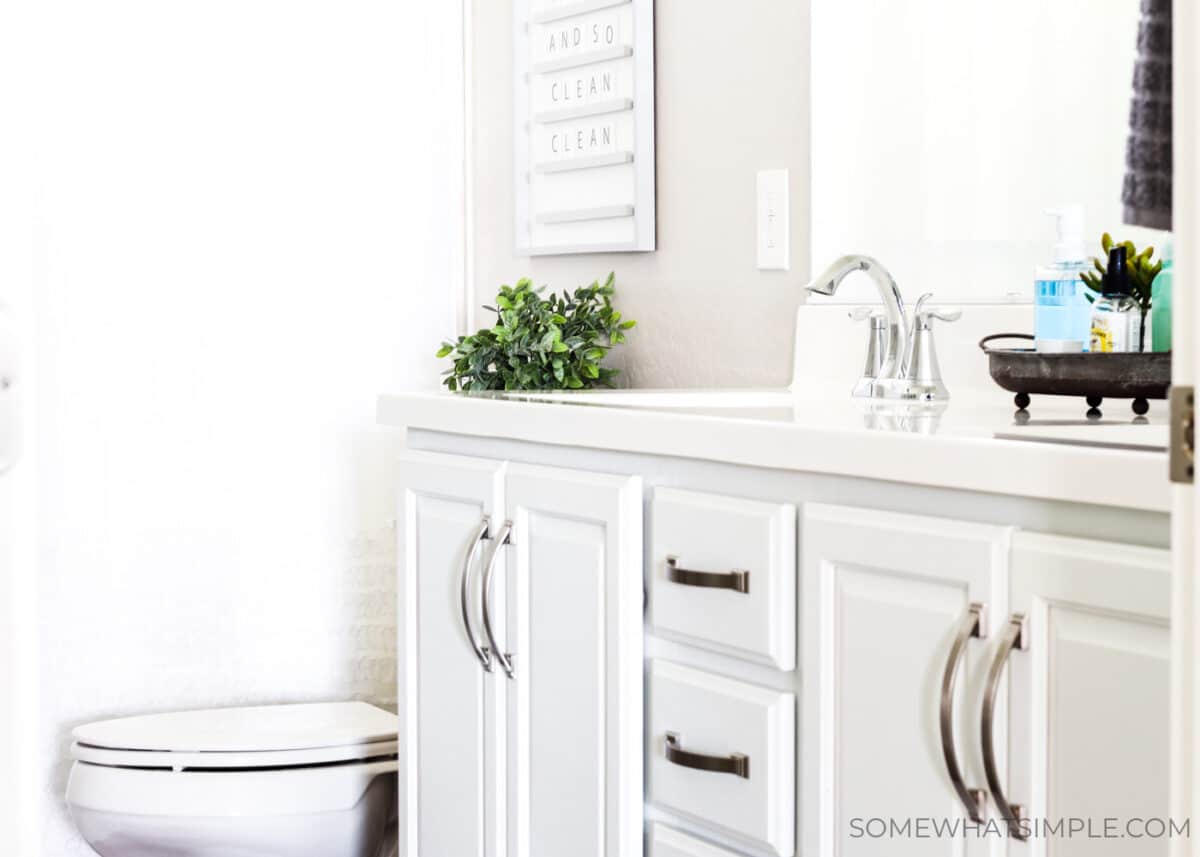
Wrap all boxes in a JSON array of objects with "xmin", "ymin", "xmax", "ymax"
[{"xmin": 1089, "ymin": 245, "xmax": 1143, "ymax": 353}]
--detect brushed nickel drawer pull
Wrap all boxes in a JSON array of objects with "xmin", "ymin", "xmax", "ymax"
[
  {"xmin": 665, "ymin": 732, "xmax": 749, "ymax": 779},
  {"xmin": 939, "ymin": 602, "xmax": 987, "ymax": 823},
  {"xmin": 459, "ymin": 519, "xmax": 493, "ymax": 672},
  {"xmin": 666, "ymin": 556, "xmax": 750, "ymax": 594},
  {"xmin": 481, "ymin": 520, "xmax": 515, "ymax": 680},
  {"xmin": 982, "ymin": 613, "xmax": 1027, "ymax": 841}
]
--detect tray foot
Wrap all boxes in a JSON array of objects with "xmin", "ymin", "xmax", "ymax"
[
  {"xmin": 1014, "ymin": 392, "xmax": 1031, "ymax": 410},
  {"xmin": 1132, "ymin": 398, "xmax": 1150, "ymax": 416}
]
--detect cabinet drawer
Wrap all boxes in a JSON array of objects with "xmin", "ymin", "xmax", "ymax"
[
  {"xmin": 649, "ymin": 823, "xmax": 746, "ymax": 857},
  {"xmin": 649, "ymin": 488, "xmax": 796, "ymax": 669},
  {"xmin": 648, "ymin": 660, "xmax": 795, "ymax": 857}
]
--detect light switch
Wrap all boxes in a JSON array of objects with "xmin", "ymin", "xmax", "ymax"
[{"xmin": 756, "ymin": 169, "xmax": 789, "ymax": 271}]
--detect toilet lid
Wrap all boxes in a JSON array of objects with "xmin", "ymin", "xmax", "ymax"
[{"xmin": 73, "ymin": 702, "xmax": 397, "ymax": 755}]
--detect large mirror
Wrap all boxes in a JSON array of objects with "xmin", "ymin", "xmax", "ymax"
[{"xmin": 810, "ymin": 0, "xmax": 1167, "ymax": 304}]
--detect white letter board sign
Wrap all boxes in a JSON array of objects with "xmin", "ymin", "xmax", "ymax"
[{"xmin": 513, "ymin": 0, "xmax": 656, "ymax": 255}]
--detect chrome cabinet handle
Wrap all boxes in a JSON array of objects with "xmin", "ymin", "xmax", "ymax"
[
  {"xmin": 982, "ymin": 613, "xmax": 1027, "ymax": 841},
  {"xmin": 666, "ymin": 556, "xmax": 749, "ymax": 594},
  {"xmin": 939, "ymin": 602, "xmax": 987, "ymax": 823},
  {"xmin": 664, "ymin": 732, "xmax": 749, "ymax": 779},
  {"xmin": 482, "ymin": 520, "xmax": 515, "ymax": 679},
  {"xmin": 459, "ymin": 519, "xmax": 493, "ymax": 671}
]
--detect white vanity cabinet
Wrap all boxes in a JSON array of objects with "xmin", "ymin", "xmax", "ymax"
[
  {"xmin": 397, "ymin": 451, "xmax": 643, "ymax": 857},
  {"xmin": 385, "ymin": 397, "xmax": 1173, "ymax": 857},
  {"xmin": 802, "ymin": 505, "xmax": 1172, "ymax": 857},
  {"xmin": 1002, "ymin": 533, "xmax": 1171, "ymax": 856},
  {"xmin": 801, "ymin": 504, "xmax": 1010, "ymax": 857}
]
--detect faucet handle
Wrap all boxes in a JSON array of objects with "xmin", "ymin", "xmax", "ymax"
[
  {"xmin": 926, "ymin": 309, "xmax": 962, "ymax": 323},
  {"xmin": 848, "ymin": 307, "xmax": 887, "ymax": 326},
  {"xmin": 849, "ymin": 307, "xmax": 889, "ymax": 398},
  {"xmin": 912, "ymin": 293, "xmax": 961, "ymax": 328},
  {"xmin": 901, "ymin": 294, "xmax": 958, "ymax": 402}
]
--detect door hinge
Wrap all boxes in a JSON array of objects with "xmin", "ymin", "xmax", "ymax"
[{"xmin": 1170, "ymin": 385, "xmax": 1195, "ymax": 485}]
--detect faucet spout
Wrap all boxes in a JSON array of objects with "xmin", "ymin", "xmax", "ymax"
[{"xmin": 806, "ymin": 255, "xmax": 908, "ymax": 395}]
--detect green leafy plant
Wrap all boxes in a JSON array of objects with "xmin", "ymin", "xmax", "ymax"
[
  {"xmin": 1080, "ymin": 233, "xmax": 1162, "ymax": 319},
  {"xmin": 437, "ymin": 273, "xmax": 636, "ymax": 392}
]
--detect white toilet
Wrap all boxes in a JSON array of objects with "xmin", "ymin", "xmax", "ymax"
[{"xmin": 66, "ymin": 701, "xmax": 399, "ymax": 857}]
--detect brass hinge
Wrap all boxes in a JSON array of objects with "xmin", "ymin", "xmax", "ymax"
[{"xmin": 1170, "ymin": 385, "xmax": 1195, "ymax": 485}]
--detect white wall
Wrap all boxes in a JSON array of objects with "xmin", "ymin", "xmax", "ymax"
[
  {"xmin": 0, "ymin": 0, "xmax": 43, "ymax": 850},
  {"xmin": 471, "ymin": 0, "xmax": 811, "ymax": 389},
  {"xmin": 10, "ymin": 1, "xmax": 461, "ymax": 852}
]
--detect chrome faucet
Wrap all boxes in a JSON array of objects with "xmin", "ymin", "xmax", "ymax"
[
  {"xmin": 806, "ymin": 255, "xmax": 909, "ymax": 399},
  {"xmin": 807, "ymin": 257, "xmax": 961, "ymax": 402}
]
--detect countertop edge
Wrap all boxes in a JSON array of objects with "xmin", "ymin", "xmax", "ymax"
[{"xmin": 377, "ymin": 394, "xmax": 1171, "ymax": 514}]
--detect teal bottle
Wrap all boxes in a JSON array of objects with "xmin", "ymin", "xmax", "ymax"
[{"xmin": 1151, "ymin": 237, "xmax": 1173, "ymax": 352}]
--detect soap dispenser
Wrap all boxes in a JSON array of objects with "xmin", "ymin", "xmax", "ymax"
[{"xmin": 1034, "ymin": 205, "xmax": 1091, "ymax": 352}]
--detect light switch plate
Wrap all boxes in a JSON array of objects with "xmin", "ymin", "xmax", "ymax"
[{"xmin": 756, "ymin": 168, "xmax": 789, "ymax": 271}]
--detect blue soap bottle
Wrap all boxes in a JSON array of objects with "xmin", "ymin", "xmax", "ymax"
[{"xmin": 1034, "ymin": 206, "xmax": 1092, "ymax": 352}]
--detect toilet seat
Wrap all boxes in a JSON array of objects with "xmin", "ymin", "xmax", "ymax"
[
  {"xmin": 72, "ymin": 701, "xmax": 398, "ymax": 771},
  {"xmin": 67, "ymin": 702, "xmax": 399, "ymax": 856},
  {"xmin": 71, "ymin": 737, "xmax": 400, "ymax": 770}
]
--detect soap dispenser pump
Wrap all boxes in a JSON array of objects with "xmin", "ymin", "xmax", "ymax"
[{"xmin": 1047, "ymin": 205, "xmax": 1086, "ymax": 266}]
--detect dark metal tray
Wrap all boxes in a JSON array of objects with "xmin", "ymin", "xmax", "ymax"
[{"xmin": 979, "ymin": 333, "xmax": 1171, "ymax": 415}]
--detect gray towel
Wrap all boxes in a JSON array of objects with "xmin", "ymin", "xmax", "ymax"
[{"xmin": 1123, "ymin": 0, "xmax": 1172, "ymax": 230}]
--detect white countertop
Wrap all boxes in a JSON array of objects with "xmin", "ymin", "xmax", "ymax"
[{"xmin": 377, "ymin": 388, "xmax": 1171, "ymax": 513}]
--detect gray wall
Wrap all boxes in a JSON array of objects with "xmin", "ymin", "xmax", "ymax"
[{"xmin": 472, "ymin": 0, "xmax": 811, "ymax": 388}]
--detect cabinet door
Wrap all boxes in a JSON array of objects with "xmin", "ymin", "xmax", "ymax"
[
  {"xmin": 503, "ymin": 464, "xmax": 643, "ymax": 857},
  {"xmin": 802, "ymin": 504, "xmax": 1010, "ymax": 857},
  {"xmin": 1006, "ymin": 533, "xmax": 1170, "ymax": 856},
  {"xmin": 398, "ymin": 452, "xmax": 506, "ymax": 857}
]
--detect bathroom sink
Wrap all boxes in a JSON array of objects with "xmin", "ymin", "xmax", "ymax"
[{"xmin": 491, "ymin": 386, "xmax": 1169, "ymax": 450}]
